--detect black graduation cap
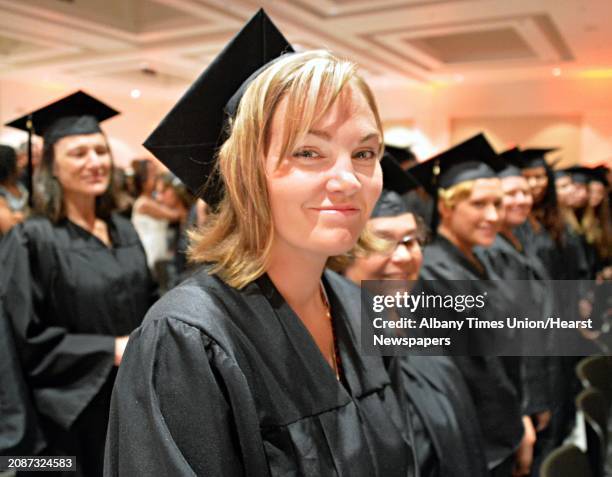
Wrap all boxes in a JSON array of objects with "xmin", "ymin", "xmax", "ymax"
[
  {"xmin": 561, "ymin": 166, "xmax": 590, "ymax": 184},
  {"xmin": 380, "ymin": 150, "xmax": 420, "ymax": 195},
  {"xmin": 553, "ymin": 168, "xmax": 570, "ymax": 180},
  {"xmin": 372, "ymin": 151, "xmax": 420, "ymax": 218},
  {"xmin": 519, "ymin": 148, "xmax": 558, "ymax": 169},
  {"xmin": 406, "ymin": 133, "xmax": 502, "ymax": 230},
  {"xmin": 6, "ymin": 90, "xmax": 118, "ymax": 146},
  {"xmin": 563, "ymin": 165, "xmax": 610, "ymax": 186},
  {"xmin": 587, "ymin": 166, "xmax": 610, "ymax": 186},
  {"xmin": 5, "ymin": 90, "xmax": 119, "ymax": 207},
  {"xmin": 143, "ymin": 9, "xmax": 294, "ymax": 207},
  {"xmin": 407, "ymin": 133, "xmax": 502, "ymax": 196},
  {"xmin": 498, "ymin": 147, "xmax": 524, "ymax": 178},
  {"xmin": 383, "ymin": 144, "xmax": 417, "ymax": 168}
]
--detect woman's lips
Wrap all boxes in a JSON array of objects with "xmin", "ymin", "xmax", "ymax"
[{"xmin": 312, "ymin": 206, "xmax": 360, "ymax": 216}]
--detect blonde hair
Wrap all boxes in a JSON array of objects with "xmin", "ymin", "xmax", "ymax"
[
  {"xmin": 438, "ymin": 180, "xmax": 476, "ymax": 209},
  {"xmin": 189, "ymin": 50, "xmax": 385, "ymax": 288}
]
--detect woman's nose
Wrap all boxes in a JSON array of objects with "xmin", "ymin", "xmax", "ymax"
[
  {"xmin": 326, "ymin": 158, "xmax": 360, "ymax": 195},
  {"xmin": 87, "ymin": 149, "xmax": 102, "ymax": 166},
  {"xmin": 391, "ymin": 243, "xmax": 413, "ymax": 265},
  {"xmin": 484, "ymin": 204, "xmax": 499, "ymax": 221}
]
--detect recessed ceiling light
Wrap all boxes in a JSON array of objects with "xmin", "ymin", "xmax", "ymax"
[
  {"xmin": 552, "ymin": 67, "xmax": 561, "ymax": 77},
  {"xmin": 131, "ymin": 89, "xmax": 141, "ymax": 99}
]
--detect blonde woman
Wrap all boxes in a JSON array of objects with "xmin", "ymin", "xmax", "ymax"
[
  {"xmin": 105, "ymin": 11, "xmax": 414, "ymax": 477},
  {"xmin": 408, "ymin": 135, "xmax": 530, "ymax": 477}
]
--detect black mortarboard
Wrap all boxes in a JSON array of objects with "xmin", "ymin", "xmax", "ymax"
[
  {"xmin": 143, "ymin": 9, "xmax": 294, "ymax": 207},
  {"xmin": 564, "ymin": 165, "xmax": 610, "ymax": 186},
  {"xmin": 588, "ymin": 166, "xmax": 609, "ymax": 186},
  {"xmin": 383, "ymin": 144, "xmax": 417, "ymax": 168},
  {"xmin": 498, "ymin": 147, "xmax": 524, "ymax": 178},
  {"xmin": 553, "ymin": 168, "xmax": 570, "ymax": 180},
  {"xmin": 5, "ymin": 90, "xmax": 119, "ymax": 206},
  {"xmin": 563, "ymin": 166, "xmax": 591, "ymax": 184},
  {"xmin": 406, "ymin": 133, "xmax": 502, "ymax": 231},
  {"xmin": 5, "ymin": 90, "xmax": 119, "ymax": 146},
  {"xmin": 380, "ymin": 150, "xmax": 420, "ymax": 195},
  {"xmin": 372, "ymin": 152, "xmax": 420, "ymax": 218},
  {"xmin": 407, "ymin": 133, "xmax": 502, "ymax": 196},
  {"xmin": 519, "ymin": 148, "xmax": 558, "ymax": 169}
]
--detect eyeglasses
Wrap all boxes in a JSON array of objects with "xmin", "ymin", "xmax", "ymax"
[{"xmin": 377, "ymin": 233, "xmax": 423, "ymax": 255}]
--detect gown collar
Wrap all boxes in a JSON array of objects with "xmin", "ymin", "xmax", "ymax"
[
  {"xmin": 434, "ymin": 234, "xmax": 489, "ymax": 279},
  {"xmin": 251, "ymin": 271, "xmax": 390, "ymax": 403}
]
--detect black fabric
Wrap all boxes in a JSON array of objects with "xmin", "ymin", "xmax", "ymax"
[
  {"xmin": 387, "ymin": 355, "xmax": 489, "ymax": 477},
  {"xmin": 498, "ymin": 147, "xmax": 524, "ymax": 179},
  {"xmin": 519, "ymin": 149, "xmax": 557, "ymax": 170},
  {"xmin": 513, "ymin": 222, "xmax": 584, "ymax": 446},
  {"xmin": 384, "ymin": 145, "xmax": 416, "ymax": 167},
  {"xmin": 104, "ymin": 269, "xmax": 416, "ymax": 477},
  {"xmin": 476, "ymin": 235, "xmax": 555, "ymax": 415},
  {"xmin": 407, "ymin": 133, "xmax": 502, "ymax": 196},
  {"xmin": 143, "ymin": 9, "xmax": 294, "ymax": 204},
  {"xmin": 402, "ymin": 190, "xmax": 434, "ymax": 225},
  {"xmin": 5, "ymin": 91, "xmax": 118, "ymax": 146},
  {"xmin": 417, "ymin": 235, "xmax": 524, "ymax": 469},
  {"xmin": 380, "ymin": 151, "xmax": 420, "ymax": 195},
  {"xmin": 0, "ymin": 213, "xmax": 153, "ymax": 476},
  {"xmin": 0, "ymin": 306, "xmax": 46, "ymax": 456},
  {"xmin": 372, "ymin": 190, "xmax": 408, "ymax": 218},
  {"xmin": 407, "ymin": 133, "xmax": 502, "ymax": 231},
  {"xmin": 475, "ymin": 233, "xmax": 563, "ymax": 477}
]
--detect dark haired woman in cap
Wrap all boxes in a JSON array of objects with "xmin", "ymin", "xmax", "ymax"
[
  {"xmin": 515, "ymin": 149, "xmax": 590, "ymax": 281},
  {"xmin": 105, "ymin": 10, "xmax": 415, "ymax": 477},
  {"xmin": 1, "ymin": 91, "xmax": 154, "ymax": 476}
]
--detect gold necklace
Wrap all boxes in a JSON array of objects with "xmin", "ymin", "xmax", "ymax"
[{"xmin": 320, "ymin": 283, "xmax": 341, "ymax": 381}]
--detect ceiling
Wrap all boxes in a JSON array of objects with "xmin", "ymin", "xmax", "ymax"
[{"xmin": 0, "ymin": 0, "xmax": 610, "ymax": 99}]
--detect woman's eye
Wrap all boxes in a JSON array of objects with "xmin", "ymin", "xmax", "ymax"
[
  {"xmin": 293, "ymin": 149, "xmax": 320, "ymax": 159},
  {"xmin": 354, "ymin": 150, "xmax": 376, "ymax": 160},
  {"xmin": 69, "ymin": 148, "xmax": 87, "ymax": 158}
]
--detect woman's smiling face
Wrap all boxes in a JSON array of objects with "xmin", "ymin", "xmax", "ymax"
[
  {"xmin": 53, "ymin": 133, "xmax": 111, "ymax": 199},
  {"xmin": 440, "ymin": 178, "xmax": 503, "ymax": 248},
  {"xmin": 265, "ymin": 83, "xmax": 383, "ymax": 259}
]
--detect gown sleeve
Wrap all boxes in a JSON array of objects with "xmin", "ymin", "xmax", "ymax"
[
  {"xmin": 104, "ymin": 315, "xmax": 268, "ymax": 477},
  {"xmin": 0, "ymin": 223, "xmax": 116, "ymax": 430},
  {"xmin": 0, "ymin": 303, "xmax": 46, "ymax": 456}
]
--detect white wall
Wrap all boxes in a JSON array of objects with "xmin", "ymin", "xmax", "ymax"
[
  {"xmin": 373, "ymin": 75, "xmax": 612, "ymax": 166},
  {"xmin": 0, "ymin": 79, "xmax": 176, "ymax": 169}
]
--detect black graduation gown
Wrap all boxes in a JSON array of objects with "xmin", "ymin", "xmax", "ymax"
[
  {"xmin": 418, "ymin": 235, "xmax": 524, "ymax": 470},
  {"xmin": 104, "ymin": 269, "xmax": 415, "ymax": 477},
  {"xmin": 0, "ymin": 214, "xmax": 153, "ymax": 476},
  {"xmin": 0, "ymin": 305, "xmax": 46, "ymax": 457},
  {"xmin": 475, "ymin": 234, "xmax": 555, "ymax": 416},
  {"xmin": 387, "ymin": 355, "xmax": 489, "ymax": 477}
]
